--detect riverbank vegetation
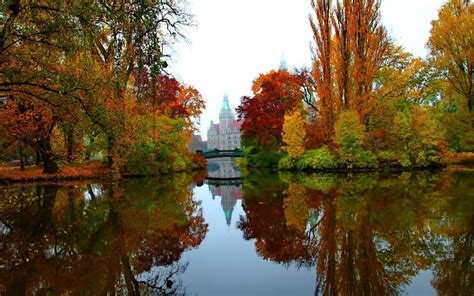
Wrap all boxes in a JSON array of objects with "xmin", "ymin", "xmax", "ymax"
[
  {"xmin": 237, "ymin": 0, "xmax": 473, "ymax": 171},
  {"xmin": 0, "ymin": 1, "xmax": 205, "ymax": 178}
]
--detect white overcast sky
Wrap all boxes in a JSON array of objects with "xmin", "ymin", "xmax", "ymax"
[{"xmin": 169, "ymin": 0, "xmax": 446, "ymax": 140}]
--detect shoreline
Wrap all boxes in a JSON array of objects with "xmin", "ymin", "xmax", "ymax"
[
  {"xmin": 1, "ymin": 161, "xmax": 473, "ymax": 186},
  {"xmin": 0, "ymin": 162, "xmax": 207, "ymax": 185}
]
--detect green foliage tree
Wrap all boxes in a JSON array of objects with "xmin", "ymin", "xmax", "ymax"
[{"xmin": 395, "ymin": 106, "xmax": 447, "ymax": 167}]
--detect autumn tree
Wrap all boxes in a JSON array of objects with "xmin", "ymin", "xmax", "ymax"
[
  {"xmin": 310, "ymin": 0, "xmax": 393, "ymax": 141},
  {"xmin": 70, "ymin": 1, "xmax": 192, "ymax": 167},
  {"xmin": 282, "ymin": 107, "xmax": 307, "ymax": 158},
  {"xmin": 1, "ymin": 1, "xmax": 195, "ymax": 172},
  {"xmin": 348, "ymin": 0, "xmax": 392, "ymax": 121},
  {"xmin": 134, "ymin": 72, "xmax": 205, "ymax": 128},
  {"xmin": 428, "ymin": 0, "xmax": 474, "ymax": 121},
  {"xmin": 310, "ymin": 0, "xmax": 334, "ymax": 141},
  {"xmin": 237, "ymin": 70, "xmax": 304, "ymax": 149},
  {"xmin": 0, "ymin": 97, "xmax": 59, "ymax": 173}
]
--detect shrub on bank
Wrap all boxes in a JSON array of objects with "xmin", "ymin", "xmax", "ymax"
[
  {"xmin": 278, "ymin": 155, "xmax": 297, "ymax": 170},
  {"xmin": 297, "ymin": 147, "xmax": 337, "ymax": 170},
  {"xmin": 247, "ymin": 150, "xmax": 284, "ymax": 168},
  {"xmin": 337, "ymin": 148, "xmax": 378, "ymax": 169}
]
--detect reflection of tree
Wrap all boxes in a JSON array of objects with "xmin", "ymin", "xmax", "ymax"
[
  {"xmin": 239, "ymin": 171, "xmax": 472, "ymax": 295},
  {"xmin": 431, "ymin": 171, "xmax": 474, "ymax": 295},
  {"xmin": 0, "ymin": 174, "xmax": 208, "ymax": 295},
  {"xmin": 237, "ymin": 174, "xmax": 311, "ymax": 264},
  {"xmin": 284, "ymin": 183, "xmax": 309, "ymax": 232}
]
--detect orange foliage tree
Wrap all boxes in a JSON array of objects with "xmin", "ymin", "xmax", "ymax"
[
  {"xmin": 0, "ymin": 97, "xmax": 59, "ymax": 173},
  {"xmin": 310, "ymin": 0, "xmax": 393, "ymax": 141}
]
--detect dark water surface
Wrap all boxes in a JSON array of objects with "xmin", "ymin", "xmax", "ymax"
[{"xmin": 0, "ymin": 167, "xmax": 472, "ymax": 295}]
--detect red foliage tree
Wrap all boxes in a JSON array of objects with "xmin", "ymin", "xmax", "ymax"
[
  {"xmin": 135, "ymin": 72, "xmax": 204, "ymax": 127},
  {"xmin": 237, "ymin": 70, "xmax": 304, "ymax": 148}
]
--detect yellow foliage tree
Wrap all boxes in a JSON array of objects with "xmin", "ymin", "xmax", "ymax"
[
  {"xmin": 428, "ymin": 0, "xmax": 474, "ymax": 118},
  {"xmin": 282, "ymin": 107, "xmax": 306, "ymax": 158}
]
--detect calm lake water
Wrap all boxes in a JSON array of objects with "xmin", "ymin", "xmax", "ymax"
[{"xmin": 0, "ymin": 162, "xmax": 473, "ymax": 295}]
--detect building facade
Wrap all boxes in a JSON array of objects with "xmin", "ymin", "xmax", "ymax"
[{"xmin": 207, "ymin": 95, "xmax": 242, "ymax": 150}]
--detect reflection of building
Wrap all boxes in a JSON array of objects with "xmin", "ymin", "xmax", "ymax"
[
  {"xmin": 206, "ymin": 158, "xmax": 242, "ymax": 179},
  {"xmin": 206, "ymin": 157, "xmax": 242, "ymax": 226},
  {"xmin": 207, "ymin": 95, "xmax": 242, "ymax": 150},
  {"xmin": 209, "ymin": 184, "xmax": 243, "ymax": 226}
]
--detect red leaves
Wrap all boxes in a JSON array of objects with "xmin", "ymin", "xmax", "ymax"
[
  {"xmin": 237, "ymin": 70, "xmax": 304, "ymax": 148},
  {"xmin": 134, "ymin": 71, "xmax": 204, "ymax": 128}
]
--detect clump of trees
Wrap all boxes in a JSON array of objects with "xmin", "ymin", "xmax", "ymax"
[
  {"xmin": 0, "ymin": 0, "xmax": 205, "ymax": 175},
  {"xmin": 238, "ymin": 0, "xmax": 473, "ymax": 170}
]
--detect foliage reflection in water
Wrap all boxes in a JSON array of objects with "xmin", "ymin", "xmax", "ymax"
[
  {"xmin": 0, "ymin": 174, "xmax": 207, "ymax": 295},
  {"xmin": 0, "ymin": 170, "xmax": 473, "ymax": 295},
  {"xmin": 238, "ymin": 170, "xmax": 473, "ymax": 295}
]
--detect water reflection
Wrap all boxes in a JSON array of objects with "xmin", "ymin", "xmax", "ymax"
[
  {"xmin": 206, "ymin": 158, "xmax": 242, "ymax": 179},
  {"xmin": 206, "ymin": 158, "xmax": 243, "ymax": 226},
  {"xmin": 0, "ymin": 170, "xmax": 472, "ymax": 295},
  {"xmin": 0, "ymin": 175, "xmax": 207, "ymax": 295},
  {"xmin": 238, "ymin": 171, "xmax": 473, "ymax": 295}
]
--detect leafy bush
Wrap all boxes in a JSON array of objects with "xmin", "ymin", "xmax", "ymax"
[
  {"xmin": 297, "ymin": 147, "xmax": 337, "ymax": 170},
  {"xmin": 278, "ymin": 155, "xmax": 297, "ymax": 170},
  {"xmin": 247, "ymin": 150, "xmax": 284, "ymax": 168},
  {"xmin": 336, "ymin": 148, "xmax": 378, "ymax": 169}
]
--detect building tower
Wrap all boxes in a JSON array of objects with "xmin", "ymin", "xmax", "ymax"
[
  {"xmin": 279, "ymin": 53, "xmax": 288, "ymax": 71},
  {"xmin": 219, "ymin": 94, "xmax": 234, "ymax": 135},
  {"xmin": 207, "ymin": 94, "xmax": 242, "ymax": 150}
]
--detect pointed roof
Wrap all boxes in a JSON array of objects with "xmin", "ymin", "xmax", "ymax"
[
  {"xmin": 279, "ymin": 53, "xmax": 288, "ymax": 70},
  {"xmin": 224, "ymin": 209, "xmax": 233, "ymax": 226},
  {"xmin": 222, "ymin": 94, "xmax": 231, "ymax": 110}
]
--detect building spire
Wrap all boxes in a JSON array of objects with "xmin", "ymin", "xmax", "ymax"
[
  {"xmin": 222, "ymin": 93, "xmax": 230, "ymax": 110},
  {"xmin": 279, "ymin": 53, "xmax": 288, "ymax": 70}
]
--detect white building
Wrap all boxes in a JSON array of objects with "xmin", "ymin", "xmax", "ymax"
[{"xmin": 207, "ymin": 95, "xmax": 242, "ymax": 150}]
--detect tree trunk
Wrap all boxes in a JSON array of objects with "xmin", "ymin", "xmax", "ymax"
[
  {"xmin": 469, "ymin": 93, "xmax": 473, "ymax": 128},
  {"xmin": 64, "ymin": 126, "xmax": 74, "ymax": 163},
  {"xmin": 35, "ymin": 150, "xmax": 41, "ymax": 166},
  {"xmin": 85, "ymin": 136, "xmax": 94, "ymax": 161},
  {"xmin": 107, "ymin": 134, "xmax": 115, "ymax": 167},
  {"xmin": 19, "ymin": 142, "xmax": 24, "ymax": 171},
  {"xmin": 36, "ymin": 138, "xmax": 59, "ymax": 174}
]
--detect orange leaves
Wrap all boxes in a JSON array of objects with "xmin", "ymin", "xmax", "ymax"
[
  {"xmin": 0, "ymin": 98, "xmax": 53, "ymax": 140},
  {"xmin": 310, "ymin": 0, "xmax": 392, "ymax": 139}
]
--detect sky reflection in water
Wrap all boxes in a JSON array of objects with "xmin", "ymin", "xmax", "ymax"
[{"xmin": 0, "ymin": 167, "xmax": 472, "ymax": 295}]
